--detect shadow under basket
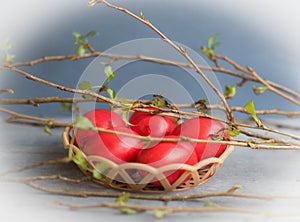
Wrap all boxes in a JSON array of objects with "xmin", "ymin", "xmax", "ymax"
[{"xmin": 62, "ymin": 127, "xmax": 234, "ymax": 193}]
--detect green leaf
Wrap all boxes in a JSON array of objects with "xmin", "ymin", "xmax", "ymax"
[
  {"xmin": 107, "ymin": 88, "xmax": 116, "ymax": 100},
  {"xmin": 115, "ymin": 193, "xmax": 137, "ymax": 214},
  {"xmin": 253, "ymin": 85, "xmax": 268, "ymax": 95},
  {"xmin": 225, "ymin": 84, "xmax": 237, "ymax": 99},
  {"xmin": 75, "ymin": 114, "xmax": 95, "ymax": 130},
  {"xmin": 200, "ymin": 46, "xmax": 209, "ymax": 56},
  {"xmin": 120, "ymin": 97, "xmax": 129, "ymax": 107},
  {"xmin": 44, "ymin": 125, "xmax": 52, "ymax": 135},
  {"xmin": 104, "ymin": 65, "xmax": 116, "ymax": 83},
  {"xmin": 207, "ymin": 33, "xmax": 220, "ymax": 49},
  {"xmin": 86, "ymin": 30, "xmax": 97, "ymax": 38},
  {"xmin": 152, "ymin": 98, "xmax": 166, "ymax": 108},
  {"xmin": 244, "ymin": 100, "xmax": 255, "ymax": 115},
  {"xmin": 75, "ymin": 37, "xmax": 83, "ymax": 45},
  {"xmin": 78, "ymin": 81, "xmax": 93, "ymax": 91},
  {"xmin": 72, "ymin": 148, "xmax": 87, "ymax": 170},
  {"xmin": 203, "ymin": 201, "xmax": 220, "ymax": 208},
  {"xmin": 1, "ymin": 40, "xmax": 16, "ymax": 64},
  {"xmin": 72, "ymin": 31, "xmax": 97, "ymax": 54},
  {"xmin": 116, "ymin": 193, "xmax": 131, "ymax": 205},
  {"xmin": 244, "ymin": 100, "xmax": 263, "ymax": 127},
  {"xmin": 0, "ymin": 88, "xmax": 14, "ymax": 94},
  {"xmin": 211, "ymin": 42, "xmax": 221, "ymax": 50},
  {"xmin": 3, "ymin": 54, "xmax": 15, "ymax": 64},
  {"xmin": 73, "ymin": 31, "xmax": 83, "ymax": 45},
  {"xmin": 93, "ymin": 161, "xmax": 110, "ymax": 179},
  {"xmin": 122, "ymin": 110, "xmax": 130, "ymax": 125},
  {"xmin": 78, "ymin": 81, "xmax": 93, "ymax": 99},
  {"xmin": 119, "ymin": 97, "xmax": 133, "ymax": 125},
  {"xmin": 154, "ymin": 209, "xmax": 165, "ymax": 219},
  {"xmin": 141, "ymin": 136, "xmax": 152, "ymax": 149},
  {"xmin": 139, "ymin": 10, "xmax": 145, "ymax": 19},
  {"xmin": 6, "ymin": 88, "xmax": 14, "ymax": 94},
  {"xmin": 118, "ymin": 208, "xmax": 137, "ymax": 215},
  {"xmin": 76, "ymin": 45, "xmax": 87, "ymax": 55},
  {"xmin": 73, "ymin": 30, "xmax": 97, "ymax": 44},
  {"xmin": 201, "ymin": 34, "xmax": 221, "ymax": 61},
  {"xmin": 88, "ymin": 0, "xmax": 97, "ymax": 6},
  {"xmin": 227, "ymin": 125, "xmax": 240, "ymax": 137},
  {"xmin": 72, "ymin": 31, "xmax": 82, "ymax": 39},
  {"xmin": 201, "ymin": 47, "xmax": 215, "ymax": 61},
  {"xmin": 92, "ymin": 170, "xmax": 103, "ymax": 180}
]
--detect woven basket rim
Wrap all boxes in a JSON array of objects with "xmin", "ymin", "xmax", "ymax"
[{"xmin": 62, "ymin": 126, "xmax": 234, "ymax": 193}]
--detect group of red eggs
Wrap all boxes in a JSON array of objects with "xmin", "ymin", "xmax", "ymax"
[{"xmin": 74, "ymin": 108, "xmax": 228, "ymax": 185}]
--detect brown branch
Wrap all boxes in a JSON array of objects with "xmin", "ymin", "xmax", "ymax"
[
  {"xmin": 0, "ymin": 157, "xmax": 70, "ymax": 177},
  {"xmin": 3, "ymin": 66, "xmax": 118, "ymax": 106},
  {"xmin": 157, "ymin": 103, "xmax": 300, "ymax": 142},
  {"xmin": 1, "ymin": 106, "xmax": 299, "ymax": 150},
  {"xmin": 1, "ymin": 97, "xmax": 300, "ymax": 119},
  {"xmin": 1, "ymin": 174, "xmax": 274, "ymax": 201},
  {"xmin": 0, "ymin": 0, "xmax": 298, "ymax": 151},
  {"xmin": 261, "ymin": 119, "xmax": 300, "ymax": 131},
  {"xmin": 0, "ymin": 97, "xmax": 75, "ymax": 106},
  {"xmin": 89, "ymin": 125, "xmax": 300, "ymax": 149},
  {"xmin": 0, "ymin": 88, "xmax": 13, "ymax": 94},
  {"xmin": 54, "ymin": 201, "xmax": 257, "ymax": 214},
  {"xmin": 1, "ymin": 157, "xmax": 299, "ymax": 216},
  {"xmin": 5, "ymin": 53, "xmax": 100, "ymax": 67},
  {"xmin": 1, "ymin": 33, "xmax": 299, "ymax": 102},
  {"xmin": 4, "ymin": 50, "xmax": 300, "ymax": 100},
  {"xmin": 97, "ymin": 0, "xmax": 235, "ymax": 124},
  {"xmin": 2, "ymin": 164, "xmax": 300, "ymax": 201},
  {"xmin": 0, "ymin": 107, "xmax": 72, "ymax": 127},
  {"xmin": 214, "ymin": 53, "xmax": 300, "ymax": 106},
  {"xmin": 237, "ymin": 127, "xmax": 300, "ymax": 148},
  {"xmin": 71, "ymin": 125, "xmax": 300, "ymax": 149},
  {"xmin": 0, "ymin": 2, "xmax": 299, "ymax": 217},
  {"xmin": 247, "ymin": 66, "xmax": 300, "ymax": 106},
  {"xmin": 54, "ymin": 200, "xmax": 300, "ymax": 216},
  {"xmin": 26, "ymin": 178, "xmax": 276, "ymax": 201},
  {"xmin": 235, "ymin": 121, "xmax": 300, "ymax": 141},
  {"xmin": 0, "ymin": 97, "xmax": 105, "ymax": 106},
  {"xmin": 1, "ymin": 175, "xmax": 91, "ymax": 186},
  {"xmin": 230, "ymin": 106, "xmax": 300, "ymax": 118},
  {"xmin": 267, "ymin": 80, "xmax": 300, "ymax": 100},
  {"xmin": 2, "ymin": 172, "xmax": 299, "ymax": 218}
]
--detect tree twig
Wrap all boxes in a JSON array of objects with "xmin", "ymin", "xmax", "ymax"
[
  {"xmin": 54, "ymin": 200, "xmax": 300, "ymax": 217},
  {"xmin": 0, "ymin": 97, "xmax": 87, "ymax": 106},
  {"xmin": 1, "ymin": 105, "xmax": 299, "ymax": 150},
  {"xmin": 0, "ymin": 107, "xmax": 72, "ymax": 127},
  {"xmin": 214, "ymin": 53, "xmax": 300, "ymax": 106},
  {"xmin": 2, "ymin": 66, "xmax": 118, "ymax": 107},
  {"xmin": 4, "ymin": 173, "xmax": 300, "ymax": 201},
  {"xmin": 97, "ymin": 0, "xmax": 235, "ymax": 123},
  {"xmin": 1, "ymin": 97, "xmax": 300, "ymax": 119},
  {"xmin": 3, "ymin": 47, "xmax": 299, "ymax": 100}
]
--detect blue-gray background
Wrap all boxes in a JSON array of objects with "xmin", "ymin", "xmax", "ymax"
[
  {"xmin": 1, "ymin": 0, "xmax": 299, "ymax": 119},
  {"xmin": 1, "ymin": 2, "xmax": 300, "ymax": 222}
]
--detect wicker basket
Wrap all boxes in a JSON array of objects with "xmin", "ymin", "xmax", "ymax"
[{"xmin": 62, "ymin": 127, "xmax": 233, "ymax": 193}]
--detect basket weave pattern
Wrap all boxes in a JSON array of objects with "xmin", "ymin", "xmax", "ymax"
[{"xmin": 62, "ymin": 127, "xmax": 233, "ymax": 193}]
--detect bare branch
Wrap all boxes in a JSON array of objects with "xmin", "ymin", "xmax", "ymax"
[
  {"xmin": 98, "ymin": 0, "xmax": 235, "ymax": 123},
  {"xmin": 214, "ymin": 53, "xmax": 300, "ymax": 106}
]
